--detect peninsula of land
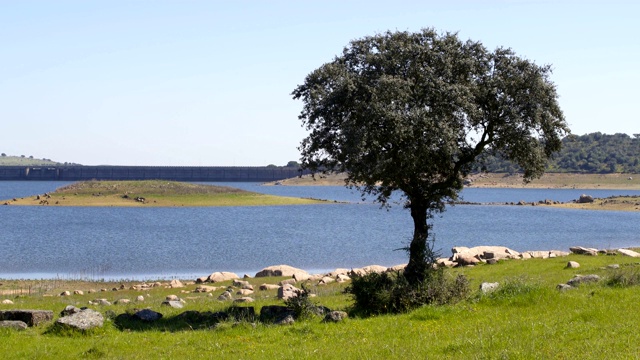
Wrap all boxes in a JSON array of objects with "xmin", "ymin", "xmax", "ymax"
[{"xmin": 2, "ymin": 180, "xmax": 326, "ymax": 207}]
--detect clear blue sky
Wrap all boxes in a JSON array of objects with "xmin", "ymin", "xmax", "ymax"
[{"xmin": 1, "ymin": 1, "xmax": 638, "ymax": 166}]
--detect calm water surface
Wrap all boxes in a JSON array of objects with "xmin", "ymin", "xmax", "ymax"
[{"xmin": 1, "ymin": 181, "xmax": 639, "ymax": 280}]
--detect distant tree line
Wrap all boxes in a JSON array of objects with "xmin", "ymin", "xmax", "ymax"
[{"xmin": 475, "ymin": 133, "xmax": 640, "ymax": 173}]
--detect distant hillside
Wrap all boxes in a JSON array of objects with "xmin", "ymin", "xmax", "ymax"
[
  {"xmin": 475, "ymin": 132, "xmax": 640, "ymax": 174},
  {"xmin": 0, "ymin": 154, "xmax": 80, "ymax": 166}
]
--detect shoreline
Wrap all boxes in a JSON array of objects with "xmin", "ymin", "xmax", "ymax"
[
  {"xmin": 265, "ymin": 172, "xmax": 640, "ymax": 190},
  {"xmin": 4, "ymin": 244, "xmax": 640, "ymax": 283}
]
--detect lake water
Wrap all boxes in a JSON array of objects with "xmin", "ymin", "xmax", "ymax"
[{"xmin": 1, "ymin": 181, "xmax": 639, "ymax": 280}]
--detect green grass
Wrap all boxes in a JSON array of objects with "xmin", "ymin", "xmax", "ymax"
[{"xmin": 2, "ymin": 254, "xmax": 640, "ymax": 359}]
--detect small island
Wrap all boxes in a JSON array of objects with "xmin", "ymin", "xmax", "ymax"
[{"xmin": 2, "ymin": 180, "xmax": 327, "ymax": 207}]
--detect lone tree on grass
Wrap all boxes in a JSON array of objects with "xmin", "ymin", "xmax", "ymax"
[{"xmin": 292, "ymin": 29, "xmax": 569, "ymax": 285}]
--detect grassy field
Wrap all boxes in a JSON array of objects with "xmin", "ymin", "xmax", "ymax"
[
  {"xmin": 2, "ymin": 252, "xmax": 640, "ymax": 359},
  {"xmin": 2, "ymin": 180, "xmax": 328, "ymax": 207}
]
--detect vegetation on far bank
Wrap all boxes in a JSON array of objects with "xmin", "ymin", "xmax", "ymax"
[
  {"xmin": 1, "ymin": 180, "xmax": 327, "ymax": 207},
  {"xmin": 2, "ymin": 252, "xmax": 640, "ymax": 358},
  {"xmin": 478, "ymin": 132, "xmax": 640, "ymax": 173},
  {"xmin": 0, "ymin": 154, "xmax": 79, "ymax": 166},
  {"xmin": 267, "ymin": 172, "xmax": 640, "ymax": 190}
]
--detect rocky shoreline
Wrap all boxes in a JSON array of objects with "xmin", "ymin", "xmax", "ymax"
[
  {"xmin": 453, "ymin": 193, "xmax": 640, "ymax": 211},
  {"xmin": 2, "ymin": 245, "xmax": 639, "ymax": 331}
]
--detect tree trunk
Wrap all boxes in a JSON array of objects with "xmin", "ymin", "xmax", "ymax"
[{"xmin": 403, "ymin": 201, "xmax": 431, "ymax": 285}]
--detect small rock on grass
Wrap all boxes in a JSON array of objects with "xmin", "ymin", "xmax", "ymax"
[
  {"xmin": 56, "ymin": 308, "xmax": 104, "ymax": 331},
  {"xmin": 556, "ymin": 284, "xmax": 573, "ymax": 291},
  {"xmin": 0, "ymin": 320, "xmax": 28, "ymax": 331},
  {"xmin": 566, "ymin": 261, "xmax": 580, "ymax": 269},
  {"xmin": 567, "ymin": 274, "xmax": 601, "ymax": 287},
  {"xmin": 323, "ymin": 311, "xmax": 348, "ymax": 323},
  {"xmin": 133, "ymin": 309, "xmax": 163, "ymax": 322},
  {"xmin": 480, "ymin": 282, "xmax": 499, "ymax": 293}
]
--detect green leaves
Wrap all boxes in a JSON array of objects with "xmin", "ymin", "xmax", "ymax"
[{"xmin": 293, "ymin": 28, "xmax": 568, "ymax": 207}]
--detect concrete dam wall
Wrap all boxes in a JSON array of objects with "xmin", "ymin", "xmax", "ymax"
[{"xmin": 0, "ymin": 166, "xmax": 308, "ymax": 182}]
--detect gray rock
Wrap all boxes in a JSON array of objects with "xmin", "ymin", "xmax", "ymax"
[
  {"xmin": 255, "ymin": 265, "xmax": 309, "ymax": 279},
  {"xmin": 218, "ymin": 290, "xmax": 233, "ymax": 301},
  {"xmin": 194, "ymin": 285, "xmax": 217, "ymax": 293},
  {"xmin": 617, "ymin": 249, "xmax": 640, "ymax": 258},
  {"xmin": 233, "ymin": 280, "xmax": 250, "ymax": 288},
  {"xmin": 0, "ymin": 320, "xmax": 28, "ymax": 330},
  {"xmin": 455, "ymin": 253, "xmax": 481, "ymax": 266},
  {"xmin": 275, "ymin": 314, "xmax": 295, "ymax": 325},
  {"xmin": 567, "ymin": 274, "xmax": 601, "ymax": 287},
  {"xmin": 566, "ymin": 261, "xmax": 580, "ymax": 268},
  {"xmin": 549, "ymin": 250, "xmax": 570, "ymax": 257},
  {"xmin": 577, "ymin": 194, "xmax": 594, "ymax": 203},
  {"xmin": 133, "ymin": 309, "xmax": 163, "ymax": 322},
  {"xmin": 350, "ymin": 265, "xmax": 388, "ymax": 276},
  {"xmin": 161, "ymin": 300, "xmax": 184, "ymax": 309},
  {"xmin": 169, "ymin": 279, "xmax": 184, "ymax": 288},
  {"xmin": 607, "ymin": 264, "xmax": 620, "ymax": 269},
  {"xmin": 569, "ymin": 246, "xmax": 598, "ymax": 256},
  {"xmin": 90, "ymin": 299, "xmax": 112, "ymax": 306},
  {"xmin": 1, "ymin": 299, "xmax": 14, "ymax": 305},
  {"xmin": 556, "ymin": 284, "xmax": 573, "ymax": 291},
  {"xmin": 60, "ymin": 305, "xmax": 82, "ymax": 317},
  {"xmin": 0, "ymin": 310, "xmax": 54, "ymax": 326},
  {"xmin": 233, "ymin": 297, "xmax": 254, "ymax": 303},
  {"xmin": 207, "ymin": 271, "xmax": 240, "ymax": 283},
  {"xmin": 236, "ymin": 289, "xmax": 254, "ymax": 296},
  {"xmin": 217, "ymin": 291, "xmax": 233, "ymax": 301},
  {"xmin": 278, "ymin": 284, "xmax": 300, "ymax": 300},
  {"xmin": 259, "ymin": 305, "xmax": 295, "ymax": 324},
  {"xmin": 526, "ymin": 251, "xmax": 550, "ymax": 259},
  {"xmin": 56, "ymin": 308, "xmax": 104, "ymax": 331},
  {"xmin": 480, "ymin": 282, "xmax": 500, "ymax": 293},
  {"xmin": 323, "ymin": 311, "xmax": 348, "ymax": 323}
]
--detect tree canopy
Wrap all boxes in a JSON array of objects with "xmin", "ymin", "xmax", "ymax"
[{"xmin": 293, "ymin": 29, "xmax": 569, "ymax": 284}]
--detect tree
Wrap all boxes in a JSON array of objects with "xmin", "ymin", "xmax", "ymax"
[
  {"xmin": 292, "ymin": 29, "xmax": 569, "ymax": 285},
  {"xmin": 285, "ymin": 160, "xmax": 300, "ymax": 167}
]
